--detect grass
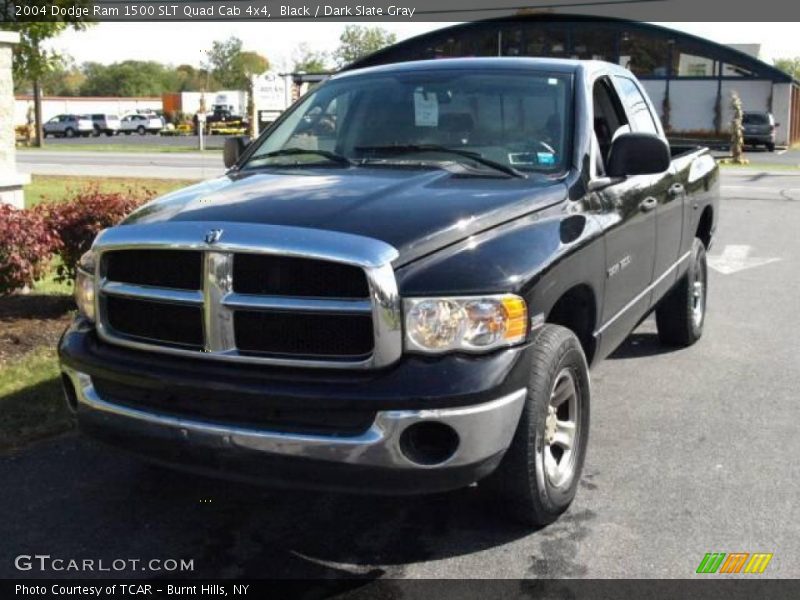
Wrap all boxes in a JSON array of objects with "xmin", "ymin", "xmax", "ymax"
[
  {"xmin": 0, "ymin": 346, "xmax": 73, "ymax": 451},
  {"xmin": 26, "ymin": 174, "xmax": 198, "ymax": 208},
  {"xmin": 19, "ymin": 143, "xmax": 222, "ymax": 154}
]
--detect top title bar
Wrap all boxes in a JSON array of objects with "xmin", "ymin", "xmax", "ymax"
[{"xmin": 2, "ymin": 0, "xmax": 796, "ymax": 22}]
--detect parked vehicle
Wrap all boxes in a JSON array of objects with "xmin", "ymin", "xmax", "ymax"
[
  {"xmin": 59, "ymin": 58, "xmax": 719, "ymax": 526},
  {"xmin": 743, "ymin": 111, "xmax": 778, "ymax": 151},
  {"xmin": 120, "ymin": 113, "xmax": 164, "ymax": 135},
  {"xmin": 42, "ymin": 114, "xmax": 94, "ymax": 138},
  {"xmin": 88, "ymin": 113, "xmax": 121, "ymax": 136}
]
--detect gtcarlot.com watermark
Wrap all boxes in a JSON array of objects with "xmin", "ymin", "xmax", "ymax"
[{"xmin": 14, "ymin": 554, "xmax": 194, "ymax": 573}]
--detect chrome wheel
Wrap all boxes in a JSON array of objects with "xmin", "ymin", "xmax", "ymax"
[
  {"xmin": 543, "ymin": 368, "xmax": 580, "ymax": 488},
  {"xmin": 692, "ymin": 255, "xmax": 706, "ymax": 328}
]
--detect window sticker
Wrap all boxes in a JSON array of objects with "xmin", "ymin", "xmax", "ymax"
[
  {"xmin": 537, "ymin": 152, "xmax": 556, "ymax": 166},
  {"xmin": 414, "ymin": 88, "xmax": 439, "ymax": 127}
]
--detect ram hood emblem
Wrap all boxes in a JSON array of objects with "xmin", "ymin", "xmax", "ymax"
[{"xmin": 204, "ymin": 229, "xmax": 223, "ymax": 244}]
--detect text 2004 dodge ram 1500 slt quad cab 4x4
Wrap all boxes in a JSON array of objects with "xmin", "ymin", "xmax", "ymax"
[{"xmin": 59, "ymin": 58, "xmax": 719, "ymax": 526}]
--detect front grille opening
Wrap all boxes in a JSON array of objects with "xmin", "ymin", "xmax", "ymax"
[
  {"xmin": 92, "ymin": 378, "xmax": 376, "ymax": 436},
  {"xmin": 104, "ymin": 296, "xmax": 203, "ymax": 348},
  {"xmin": 104, "ymin": 250, "xmax": 202, "ymax": 290},
  {"xmin": 233, "ymin": 254, "xmax": 370, "ymax": 298},
  {"xmin": 234, "ymin": 311, "xmax": 374, "ymax": 358}
]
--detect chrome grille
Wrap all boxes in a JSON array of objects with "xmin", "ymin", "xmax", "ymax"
[{"xmin": 92, "ymin": 222, "xmax": 402, "ymax": 369}]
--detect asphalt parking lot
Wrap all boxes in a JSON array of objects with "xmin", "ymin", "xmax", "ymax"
[{"xmin": 1, "ymin": 169, "xmax": 798, "ymax": 581}]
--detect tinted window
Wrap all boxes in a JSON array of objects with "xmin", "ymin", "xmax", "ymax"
[
  {"xmin": 743, "ymin": 113, "xmax": 769, "ymax": 125},
  {"xmin": 613, "ymin": 76, "xmax": 659, "ymax": 135}
]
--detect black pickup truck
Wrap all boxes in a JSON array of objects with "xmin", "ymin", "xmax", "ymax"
[{"xmin": 59, "ymin": 58, "xmax": 718, "ymax": 526}]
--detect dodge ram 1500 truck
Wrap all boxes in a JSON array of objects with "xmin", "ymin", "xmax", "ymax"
[{"xmin": 59, "ymin": 58, "xmax": 719, "ymax": 526}]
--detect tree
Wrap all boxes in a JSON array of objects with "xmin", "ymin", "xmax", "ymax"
[
  {"xmin": 205, "ymin": 36, "xmax": 269, "ymax": 89},
  {"xmin": 1, "ymin": 1, "xmax": 92, "ymax": 146},
  {"xmin": 292, "ymin": 43, "xmax": 329, "ymax": 73},
  {"xmin": 15, "ymin": 54, "xmax": 85, "ymax": 96},
  {"xmin": 333, "ymin": 25, "xmax": 397, "ymax": 68},
  {"xmin": 773, "ymin": 57, "xmax": 800, "ymax": 81},
  {"xmin": 80, "ymin": 61, "xmax": 179, "ymax": 96}
]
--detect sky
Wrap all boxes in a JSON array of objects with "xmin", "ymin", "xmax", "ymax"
[{"xmin": 45, "ymin": 21, "xmax": 800, "ymax": 70}]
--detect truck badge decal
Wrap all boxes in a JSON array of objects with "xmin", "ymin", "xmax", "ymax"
[{"xmin": 204, "ymin": 229, "xmax": 223, "ymax": 245}]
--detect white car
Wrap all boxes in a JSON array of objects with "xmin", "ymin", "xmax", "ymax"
[
  {"xmin": 120, "ymin": 114, "xmax": 164, "ymax": 135},
  {"xmin": 42, "ymin": 114, "xmax": 94, "ymax": 138}
]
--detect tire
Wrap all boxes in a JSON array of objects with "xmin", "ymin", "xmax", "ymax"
[
  {"xmin": 656, "ymin": 237, "xmax": 707, "ymax": 347},
  {"xmin": 64, "ymin": 127, "xmax": 75, "ymax": 138},
  {"xmin": 137, "ymin": 125, "xmax": 146, "ymax": 135},
  {"xmin": 767, "ymin": 142, "xmax": 775, "ymax": 152},
  {"xmin": 481, "ymin": 324, "xmax": 590, "ymax": 527}
]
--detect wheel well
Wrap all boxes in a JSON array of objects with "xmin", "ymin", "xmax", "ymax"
[
  {"xmin": 696, "ymin": 206, "xmax": 713, "ymax": 249},
  {"xmin": 546, "ymin": 285, "xmax": 597, "ymax": 364}
]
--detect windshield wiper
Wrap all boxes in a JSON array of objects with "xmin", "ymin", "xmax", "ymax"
[
  {"xmin": 355, "ymin": 144, "xmax": 526, "ymax": 179},
  {"xmin": 247, "ymin": 147, "xmax": 353, "ymax": 167}
]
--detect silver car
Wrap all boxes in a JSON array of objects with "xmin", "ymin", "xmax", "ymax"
[
  {"xmin": 120, "ymin": 113, "xmax": 164, "ymax": 135},
  {"xmin": 42, "ymin": 114, "xmax": 94, "ymax": 138}
]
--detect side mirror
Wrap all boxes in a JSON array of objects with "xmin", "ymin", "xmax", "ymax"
[
  {"xmin": 223, "ymin": 136, "xmax": 251, "ymax": 168},
  {"xmin": 606, "ymin": 132, "xmax": 670, "ymax": 177}
]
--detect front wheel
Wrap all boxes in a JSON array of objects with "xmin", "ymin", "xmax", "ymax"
[
  {"xmin": 64, "ymin": 127, "xmax": 75, "ymax": 138},
  {"xmin": 481, "ymin": 325, "xmax": 590, "ymax": 527},
  {"xmin": 656, "ymin": 237, "xmax": 707, "ymax": 346},
  {"xmin": 137, "ymin": 125, "xmax": 146, "ymax": 135}
]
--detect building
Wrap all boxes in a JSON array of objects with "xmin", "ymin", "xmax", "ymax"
[
  {"xmin": 1, "ymin": 31, "xmax": 29, "ymax": 208},
  {"xmin": 347, "ymin": 16, "xmax": 800, "ymax": 146}
]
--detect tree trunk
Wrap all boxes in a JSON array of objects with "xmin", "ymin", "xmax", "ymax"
[{"xmin": 33, "ymin": 78, "xmax": 43, "ymax": 148}]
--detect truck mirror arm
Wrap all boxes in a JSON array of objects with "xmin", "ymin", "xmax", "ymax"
[{"xmin": 587, "ymin": 176, "xmax": 625, "ymax": 191}]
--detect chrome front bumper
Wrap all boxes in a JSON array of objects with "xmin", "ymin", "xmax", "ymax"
[{"xmin": 62, "ymin": 367, "xmax": 526, "ymax": 477}]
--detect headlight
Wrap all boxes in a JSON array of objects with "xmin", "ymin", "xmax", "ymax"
[
  {"xmin": 74, "ymin": 250, "xmax": 96, "ymax": 322},
  {"xmin": 404, "ymin": 294, "xmax": 527, "ymax": 353}
]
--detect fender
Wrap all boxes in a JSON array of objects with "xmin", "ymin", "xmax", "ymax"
[{"xmin": 395, "ymin": 203, "xmax": 607, "ymax": 355}]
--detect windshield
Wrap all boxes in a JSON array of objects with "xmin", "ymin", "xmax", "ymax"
[{"xmin": 244, "ymin": 69, "xmax": 573, "ymax": 175}]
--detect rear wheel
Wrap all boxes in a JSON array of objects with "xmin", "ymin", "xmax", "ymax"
[
  {"xmin": 481, "ymin": 325, "xmax": 590, "ymax": 527},
  {"xmin": 656, "ymin": 237, "xmax": 707, "ymax": 346},
  {"xmin": 137, "ymin": 125, "xmax": 146, "ymax": 135}
]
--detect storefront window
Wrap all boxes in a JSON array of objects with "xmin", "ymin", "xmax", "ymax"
[
  {"xmin": 722, "ymin": 62, "xmax": 756, "ymax": 77},
  {"xmin": 501, "ymin": 26, "xmax": 525, "ymax": 57},
  {"xmin": 524, "ymin": 26, "xmax": 568, "ymax": 58},
  {"xmin": 571, "ymin": 26, "xmax": 616, "ymax": 61},
  {"xmin": 672, "ymin": 44, "xmax": 719, "ymax": 77},
  {"xmin": 619, "ymin": 32, "xmax": 669, "ymax": 77}
]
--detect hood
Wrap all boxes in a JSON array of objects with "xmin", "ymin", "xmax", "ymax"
[{"xmin": 124, "ymin": 166, "xmax": 567, "ymax": 265}]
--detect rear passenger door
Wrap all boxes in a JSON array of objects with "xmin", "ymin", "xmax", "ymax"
[{"xmin": 613, "ymin": 75, "xmax": 683, "ymax": 302}]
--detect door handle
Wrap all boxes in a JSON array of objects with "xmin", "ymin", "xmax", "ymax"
[
  {"xmin": 639, "ymin": 197, "xmax": 658, "ymax": 212},
  {"xmin": 668, "ymin": 183, "xmax": 685, "ymax": 197}
]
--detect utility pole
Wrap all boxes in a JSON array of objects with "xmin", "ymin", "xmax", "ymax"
[{"xmin": 33, "ymin": 79, "xmax": 43, "ymax": 147}]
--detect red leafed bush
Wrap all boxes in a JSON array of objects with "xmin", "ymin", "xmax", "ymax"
[
  {"xmin": 0, "ymin": 204, "xmax": 62, "ymax": 295},
  {"xmin": 38, "ymin": 186, "xmax": 150, "ymax": 282}
]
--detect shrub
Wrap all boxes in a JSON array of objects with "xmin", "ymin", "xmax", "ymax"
[
  {"xmin": 38, "ymin": 186, "xmax": 151, "ymax": 282},
  {"xmin": 0, "ymin": 204, "xmax": 61, "ymax": 295}
]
